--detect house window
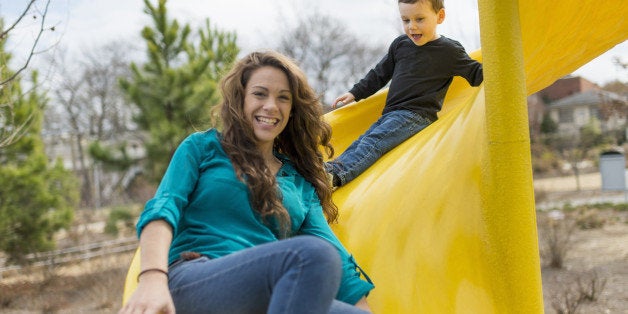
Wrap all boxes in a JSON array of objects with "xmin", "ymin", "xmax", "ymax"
[
  {"xmin": 558, "ymin": 108, "xmax": 574, "ymax": 123},
  {"xmin": 575, "ymin": 107, "xmax": 588, "ymax": 125},
  {"xmin": 590, "ymin": 107, "xmax": 600, "ymax": 120}
]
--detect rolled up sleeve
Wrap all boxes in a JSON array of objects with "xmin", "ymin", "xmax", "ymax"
[
  {"xmin": 298, "ymin": 188, "xmax": 375, "ymax": 304},
  {"xmin": 136, "ymin": 131, "xmax": 208, "ymax": 237}
]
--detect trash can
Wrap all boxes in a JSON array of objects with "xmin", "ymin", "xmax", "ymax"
[{"xmin": 599, "ymin": 150, "xmax": 626, "ymax": 191}]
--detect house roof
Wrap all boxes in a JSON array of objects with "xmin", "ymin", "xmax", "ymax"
[{"xmin": 549, "ymin": 90, "xmax": 627, "ymax": 108}]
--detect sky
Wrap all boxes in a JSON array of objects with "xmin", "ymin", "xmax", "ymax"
[{"xmin": 2, "ymin": 0, "xmax": 627, "ymax": 86}]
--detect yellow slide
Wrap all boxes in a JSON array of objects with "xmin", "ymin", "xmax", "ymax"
[
  {"xmin": 122, "ymin": 0, "xmax": 627, "ymax": 312},
  {"xmin": 325, "ymin": 0, "xmax": 626, "ymax": 312}
]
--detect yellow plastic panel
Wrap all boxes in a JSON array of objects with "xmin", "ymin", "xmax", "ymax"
[
  {"xmin": 328, "ymin": 86, "xmax": 490, "ymax": 313},
  {"xmin": 122, "ymin": 248, "xmax": 141, "ymax": 306},
  {"xmin": 519, "ymin": 1, "xmax": 628, "ymax": 94},
  {"xmin": 326, "ymin": 0, "xmax": 626, "ymax": 313}
]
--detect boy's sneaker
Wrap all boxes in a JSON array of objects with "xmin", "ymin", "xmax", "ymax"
[
  {"xmin": 327, "ymin": 172, "xmax": 335, "ymax": 188},
  {"xmin": 326, "ymin": 172, "xmax": 340, "ymax": 191},
  {"xmin": 325, "ymin": 162, "xmax": 341, "ymax": 190}
]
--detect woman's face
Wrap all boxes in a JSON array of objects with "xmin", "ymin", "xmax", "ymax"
[{"xmin": 243, "ymin": 66, "xmax": 293, "ymax": 150}]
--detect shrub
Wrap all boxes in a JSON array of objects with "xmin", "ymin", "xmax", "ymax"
[
  {"xmin": 550, "ymin": 270, "xmax": 608, "ymax": 313},
  {"xmin": 611, "ymin": 203, "xmax": 628, "ymax": 212},
  {"xmin": 576, "ymin": 210, "xmax": 606, "ymax": 229},
  {"xmin": 538, "ymin": 210, "xmax": 576, "ymax": 268},
  {"xmin": 550, "ymin": 286, "xmax": 583, "ymax": 314},
  {"xmin": 576, "ymin": 270, "xmax": 607, "ymax": 302},
  {"xmin": 104, "ymin": 206, "xmax": 135, "ymax": 236}
]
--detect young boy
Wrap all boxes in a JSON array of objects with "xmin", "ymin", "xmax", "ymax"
[{"xmin": 326, "ymin": 0, "xmax": 483, "ymax": 188}]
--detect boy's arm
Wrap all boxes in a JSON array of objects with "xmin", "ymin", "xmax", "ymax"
[
  {"xmin": 453, "ymin": 47, "xmax": 483, "ymax": 86},
  {"xmin": 349, "ymin": 51, "xmax": 395, "ymax": 100},
  {"xmin": 343, "ymin": 36, "xmax": 399, "ymax": 103},
  {"xmin": 463, "ymin": 60, "xmax": 483, "ymax": 87}
]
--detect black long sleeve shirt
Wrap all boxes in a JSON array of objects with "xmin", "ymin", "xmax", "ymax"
[{"xmin": 349, "ymin": 35, "xmax": 483, "ymax": 121}]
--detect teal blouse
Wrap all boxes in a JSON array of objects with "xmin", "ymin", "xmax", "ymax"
[{"xmin": 136, "ymin": 129, "xmax": 374, "ymax": 304}]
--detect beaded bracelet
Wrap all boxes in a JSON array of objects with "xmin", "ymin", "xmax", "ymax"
[{"xmin": 137, "ymin": 268, "xmax": 169, "ymax": 282}]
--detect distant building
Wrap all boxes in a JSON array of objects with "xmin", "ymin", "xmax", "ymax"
[
  {"xmin": 43, "ymin": 131, "xmax": 146, "ymax": 171},
  {"xmin": 529, "ymin": 75, "xmax": 627, "ymax": 138},
  {"xmin": 547, "ymin": 89, "xmax": 627, "ymax": 135},
  {"xmin": 538, "ymin": 75, "xmax": 600, "ymax": 102}
]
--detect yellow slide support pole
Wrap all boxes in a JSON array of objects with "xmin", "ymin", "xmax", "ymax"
[{"xmin": 477, "ymin": 0, "xmax": 544, "ymax": 312}]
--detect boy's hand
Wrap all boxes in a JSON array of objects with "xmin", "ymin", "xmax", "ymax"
[{"xmin": 332, "ymin": 93, "xmax": 355, "ymax": 109}]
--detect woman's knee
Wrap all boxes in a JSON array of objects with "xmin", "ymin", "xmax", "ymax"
[{"xmin": 291, "ymin": 236, "xmax": 341, "ymax": 271}]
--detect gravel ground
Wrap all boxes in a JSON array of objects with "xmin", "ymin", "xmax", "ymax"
[{"xmin": 536, "ymin": 172, "xmax": 628, "ymax": 313}]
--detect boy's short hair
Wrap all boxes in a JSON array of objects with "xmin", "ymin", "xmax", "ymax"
[{"xmin": 398, "ymin": 0, "xmax": 444, "ymax": 12}]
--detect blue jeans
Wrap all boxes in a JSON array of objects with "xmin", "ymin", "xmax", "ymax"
[
  {"xmin": 168, "ymin": 235, "xmax": 369, "ymax": 314},
  {"xmin": 326, "ymin": 110, "xmax": 433, "ymax": 186}
]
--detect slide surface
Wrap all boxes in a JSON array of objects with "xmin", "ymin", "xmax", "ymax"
[
  {"xmin": 323, "ymin": 0, "xmax": 627, "ymax": 312},
  {"xmin": 122, "ymin": 0, "xmax": 628, "ymax": 312}
]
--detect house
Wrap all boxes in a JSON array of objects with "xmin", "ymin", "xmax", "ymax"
[
  {"xmin": 529, "ymin": 76, "xmax": 627, "ymax": 138},
  {"xmin": 547, "ymin": 89, "xmax": 627, "ymax": 136},
  {"xmin": 538, "ymin": 75, "xmax": 600, "ymax": 102},
  {"xmin": 43, "ymin": 131, "xmax": 146, "ymax": 171}
]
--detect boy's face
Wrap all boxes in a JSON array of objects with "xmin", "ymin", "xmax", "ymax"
[{"xmin": 398, "ymin": 1, "xmax": 445, "ymax": 46}]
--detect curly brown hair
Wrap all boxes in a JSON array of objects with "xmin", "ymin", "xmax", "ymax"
[{"xmin": 213, "ymin": 51, "xmax": 337, "ymax": 237}]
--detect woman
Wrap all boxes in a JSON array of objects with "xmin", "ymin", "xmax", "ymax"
[{"xmin": 119, "ymin": 51, "xmax": 374, "ymax": 314}]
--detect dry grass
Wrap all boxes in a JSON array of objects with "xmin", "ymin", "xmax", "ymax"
[
  {"xmin": 0, "ymin": 251, "xmax": 134, "ymax": 313},
  {"xmin": 0, "ymin": 207, "xmax": 137, "ymax": 313},
  {"xmin": 539, "ymin": 207, "xmax": 628, "ymax": 314}
]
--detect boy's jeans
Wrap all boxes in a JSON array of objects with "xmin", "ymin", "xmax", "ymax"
[
  {"xmin": 168, "ymin": 235, "xmax": 369, "ymax": 314},
  {"xmin": 326, "ymin": 109, "xmax": 433, "ymax": 186}
]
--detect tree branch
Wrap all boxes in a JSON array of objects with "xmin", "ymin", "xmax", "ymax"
[
  {"xmin": 0, "ymin": 0, "xmax": 36, "ymax": 40},
  {"xmin": 0, "ymin": 0, "xmax": 51, "ymax": 86}
]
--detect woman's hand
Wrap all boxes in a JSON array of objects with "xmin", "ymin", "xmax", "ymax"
[
  {"xmin": 120, "ymin": 220, "xmax": 175, "ymax": 314},
  {"xmin": 355, "ymin": 297, "xmax": 372, "ymax": 312},
  {"xmin": 119, "ymin": 273, "xmax": 174, "ymax": 314}
]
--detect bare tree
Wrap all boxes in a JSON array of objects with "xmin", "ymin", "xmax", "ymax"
[
  {"xmin": 81, "ymin": 42, "xmax": 136, "ymax": 140},
  {"xmin": 612, "ymin": 56, "xmax": 627, "ymax": 71},
  {"xmin": 602, "ymin": 80, "xmax": 628, "ymax": 96},
  {"xmin": 275, "ymin": 9, "xmax": 386, "ymax": 107},
  {"xmin": 81, "ymin": 42, "xmax": 138, "ymax": 207},
  {"xmin": 597, "ymin": 90, "xmax": 628, "ymax": 144},
  {"xmin": 45, "ymin": 42, "xmax": 136, "ymax": 207},
  {"xmin": 0, "ymin": 0, "xmax": 54, "ymax": 85},
  {"xmin": 0, "ymin": 0, "xmax": 56, "ymax": 148},
  {"xmin": 50, "ymin": 49, "xmax": 92, "ymax": 206}
]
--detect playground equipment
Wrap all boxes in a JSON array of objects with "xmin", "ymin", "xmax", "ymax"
[{"xmin": 123, "ymin": 0, "xmax": 627, "ymax": 312}]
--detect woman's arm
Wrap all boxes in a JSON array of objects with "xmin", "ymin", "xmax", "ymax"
[
  {"xmin": 119, "ymin": 220, "xmax": 174, "ymax": 314},
  {"xmin": 297, "ymin": 190, "xmax": 375, "ymax": 305}
]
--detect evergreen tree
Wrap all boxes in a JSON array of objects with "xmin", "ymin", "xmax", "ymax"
[
  {"xmin": 0, "ymin": 27, "xmax": 78, "ymax": 264},
  {"xmin": 120, "ymin": 0, "xmax": 239, "ymax": 181},
  {"xmin": 540, "ymin": 112, "xmax": 558, "ymax": 134}
]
